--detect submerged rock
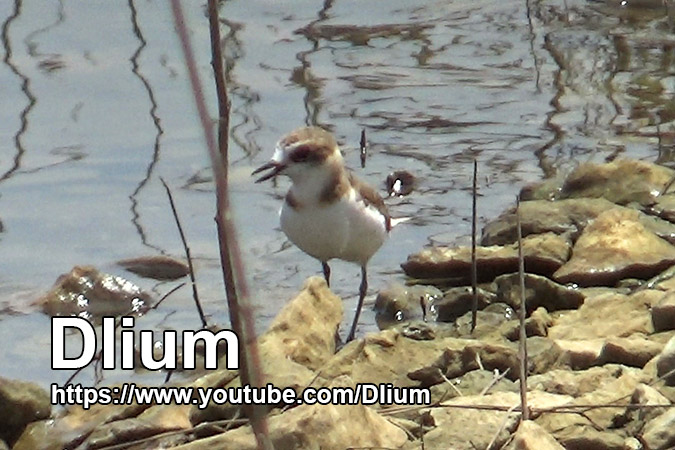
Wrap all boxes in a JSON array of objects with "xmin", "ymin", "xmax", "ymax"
[
  {"xmin": 117, "ymin": 255, "xmax": 189, "ymax": 280},
  {"xmin": 37, "ymin": 266, "xmax": 152, "ymax": 319},
  {"xmin": 374, "ymin": 283, "xmax": 443, "ymax": 328},
  {"xmin": 553, "ymin": 209, "xmax": 675, "ymax": 286},
  {"xmin": 402, "ymin": 233, "xmax": 570, "ymax": 283}
]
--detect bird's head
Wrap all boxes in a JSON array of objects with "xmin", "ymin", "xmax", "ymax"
[{"xmin": 252, "ymin": 126, "xmax": 343, "ymax": 183}]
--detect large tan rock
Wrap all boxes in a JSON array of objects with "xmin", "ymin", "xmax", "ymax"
[
  {"xmin": 401, "ymin": 233, "xmax": 570, "ymax": 283},
  {"xmin": 173, "ymin": 376, "xmax": 408, "ymax": 450},
  {"xmin": 548, "ymin": 290, "xmax": 658, "ymax": 340},
  {"xmin": 427, "ymin": 391, "xmax": 572, "ymax": 450},
  {"xmin": 0, "ymin": 378, "xmax": 51, "ymax": 446},
  {"xmin": 505, "ymin": 420, "xmax": 565, "ymax": 450},
  {"xmin": 554, "ymin": 209, "xmax": 675, "ymax": 286}
]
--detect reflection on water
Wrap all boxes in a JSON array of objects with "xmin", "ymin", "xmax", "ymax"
[{"xmin": 1, "ymin": 0, "xmax": 674, "ymax": 387}]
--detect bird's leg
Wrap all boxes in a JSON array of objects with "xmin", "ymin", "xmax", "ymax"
[
  {"xmin": 347, "ymin": 265, "xmax": 367, "ymax": 342},
  {"xmin": 322, "ymin": 262, "xmax": 331, "ymax": 287}
]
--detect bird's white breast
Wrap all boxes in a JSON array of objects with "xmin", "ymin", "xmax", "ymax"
[{"xmin": 280, "ymin": 188, "xmax": 387, "ymax": 265}]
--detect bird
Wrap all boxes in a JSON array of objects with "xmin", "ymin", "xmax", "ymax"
[{"xmin": 252, "ymin": 126, "xmax": 390, "ymax": 342}]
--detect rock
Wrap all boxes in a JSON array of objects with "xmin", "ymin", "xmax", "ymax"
[
  {"xmin": 502, "ymin": 307, "xmax": 553, "ymax": 341},
  {"xmin": 427, "ymin": 391, "xmax": 572, "ymax": 450},
  {"xmin": 627, "ymin": 383, "xmax": 671, "ymax": 424},
  {"xmin": 529, "ymin": 365, "xmax": 641, "ymax": 397},
  {"xmin": 494, "ymin": 273, "xmax": 585, "ymax": 313},
  {"xmin": 37, "ymin": 265, "xmax": 152, "ymax": 318},
  {"xmin": 402, "ymin": 233, "xmax": 570, "ymax": 283},
  {"xmin": 482, "ymin": 198, "xmax": 618, "ymax": 246},
  {"xmin": 172, "ymin": 376, "xmax": 408, "ymax": 450},
  {"xmin": 117, "ymin": 255, "xmax": 189, "ymax": 280},
  {"xmin": 258, "ymin": 276, "xmax": 342, "ymax": 371},
  {"xmin": 0, "ymin": 378, "xmax": 51, "ymax": 446},
  {"xmin": 195, "ymin": 277, "xmax": 342, "ymax": 423},
  {"xmin": 657, "ymin": 335, "xmax": 675, "ymax": 386},
  {"xmin": 374, "ymin": 283, "xmax": 443, "ymax": 328},
  {"xmin": 640, "ymin": 408, "xmax": 675, "ymax": 450},
  {"xmin": 598, "ymin": 337, "xmax": 664, "ymax": 368},
  {"xmin": 428, "ymin": 369, "xmax": 519, "ymax": 402},
  {"xmin": 548, "ymin": 290, "xmax": 658, "ymax": 340},
  {"xmin": 553, "ymin": 209, "xmax": 675, "ymax": 287},
  {"xmin": 428, "ymin": 286, "xmax": 496, "ymax": 323},
  {"xmin": 81, "ymin": 404, "xmax": 192, "ymax": 449},
  {"xmin": 424, "ymin": 392, "xmax": 520, "ymax": 450},
  {"xmin": 558, "ymin": 159, "xmax": 675, "ymax": 206},
  {"xmin": 554, "ymin": 339, "xmax": 605, "ymax": 369},
  {"xmin": 554, "ymin": 426, "xmax": 626, "ymax": 450},
  {"xmin": 319, "ymin": 329, "xmax": 449, "ymax": 391},
  {"xmin": 505, "ymin": 420, "xmax": 565, "ymax": 450},
  {"xmin": 652, "ymin": 291, "xmax": 675, "ymax": 332},
  {"xmin": 408, "ymin": 340, "xmax": 521, "ymax": 384},
  {"xmin": 13, "ymin": 402, "xmax": 147, "ymax": 450}
]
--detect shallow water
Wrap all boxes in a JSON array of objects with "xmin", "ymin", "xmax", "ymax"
[{"xmin": 1, "ymin": 0, "xmax": 674, "ymax": 387}]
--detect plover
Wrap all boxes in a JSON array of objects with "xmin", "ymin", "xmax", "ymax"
[{"xmin": 253, "ymin": 126, "xmax": 390, "ymax": 341}]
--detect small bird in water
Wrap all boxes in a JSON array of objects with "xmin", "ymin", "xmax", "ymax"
[{"xmin": 253, "ymin": 126, "xmax": 390, "ymax": 341}]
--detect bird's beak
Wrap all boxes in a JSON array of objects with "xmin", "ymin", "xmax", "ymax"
[{"xmin": 252, "ymin": 161, "xmax": 286, "ymax": 183}]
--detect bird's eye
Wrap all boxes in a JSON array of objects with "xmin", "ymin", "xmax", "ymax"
[{"xmin": 290, "ymin": 146, "xmax": 311, "ymax": 162}]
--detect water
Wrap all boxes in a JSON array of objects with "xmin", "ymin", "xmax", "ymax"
[{"xmin": 1, "ymin": 0, "xmax": 674, "ymax": 388}]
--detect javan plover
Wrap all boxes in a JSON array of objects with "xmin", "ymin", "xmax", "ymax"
[{"xmin": 253, "ymin": 126, "xmax": 390, "ymax": 341}]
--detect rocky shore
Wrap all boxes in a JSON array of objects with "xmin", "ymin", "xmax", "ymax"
[{"xmin": 3, "ymin": 158, "xmax": 675, "ymax": 450}]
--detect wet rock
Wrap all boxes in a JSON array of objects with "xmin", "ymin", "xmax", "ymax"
[
  {"xmin": 449, "ymin": 304, "xmax": 516, "ymax": 340},
  {"xmin": 117, "ymin": 255, "xmax": 189, "ymax": 280},
  {"xmin": 598, "ymin": 337, "xmax": 664, "ymax": 368},
  {"xmin": 494, "ymin": 273, "xmax": 585, "ymax": 313},
  {"xmin": 374, "ymin": 283, "xmax": 442, "ymax": 328},
  {"xmin": 504, "ymin": 420, "xmax": 565, "ymax": 450},
  {"xmin": 640, "ymin": 408, "xmax": 675, "ymax": 450},
  {"xmin": 482, "ymin": 198, "xmax": 617, "ymax": 246},
  {"xmin": 428, "ymin": 286, "xmax": 496, "ymax": 323},
  {"xmin": 652, "ymin": 290, "xmax": 675, "ymax": 332},
  {"xmin": 386, "ymin": 170, "xmax": 416, "ymax": 196},
  {"xmin": 173, "ymin": 376, "xmax": 408, "ymax": 450},
  {"xmin": 548, "ymin": 290, "xmax": 658, "ymax": 340},
  {"xmin": 0, "ymin": 377, "xmax": 51, "ymax": 446},
  {"xmin": 37, "ymin": 265, "xmax": 152, "ymax": 319},
  {"xmin": 402, "ymin": 233, "xmax": 570, "ymax": 283},
  {"xmin": 558, "ymin": 159, "xmax": 675, "ymax": 206},
  {"xmin": 553, "ymin": 209, "xmax": 675, "ymax": 286},
  {"xmin": 657, "ymin": 336, "xmax": 675, "ymax": 386}
]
